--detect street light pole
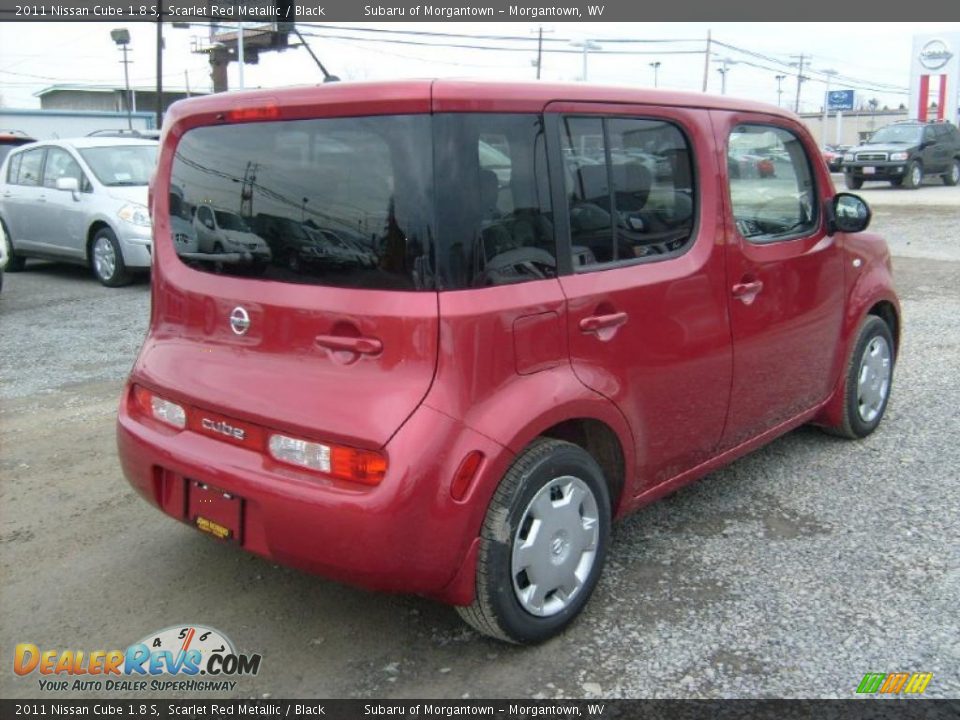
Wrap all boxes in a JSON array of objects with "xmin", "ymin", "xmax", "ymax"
[
  {"xmin": 237, "ymin": 21, "xmax": 245, "ymax": 89},
  {"xmin": 821, "ymin": 68, "xmax": 838, "ymax": 147},
  {"xmin": 775, "ymin": 74, "xmax": 786, "ymax": 107},
  {"xmin": 111, "ymin": 28, "xmax": 133, "ymax": 130},
  {"xmin": 570, "ymin": 39, "xmax": 601, "ymax": 82},
  {"xmin": 649, "ymin": 61, "xmax": 661, "ymax": 88},
  {"xmin": 714, "ymin": 57, "xmax": 736, "ymax": 95}
]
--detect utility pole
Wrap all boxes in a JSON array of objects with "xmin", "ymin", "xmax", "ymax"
[
  {"xmin": 775, "ymin": 74, "xmax": 786, "ymax": 107},
  {"xmin": 701, "ymin": 29, "xmax": 712, "ymax": 92},
  {"xmin": 790, "ymin": 54, "xmax": 808, "ymax": 113},
  {"xmin": 820, "ymin": 68, "xmax": 838, "ymax": 147},
  {"xmin": 649, "ymin": 61, "xmax": 661, "ymax": 88},
  {"xmin": 530, "ymin": 26, "xmax": 554, "ymax": 80}
]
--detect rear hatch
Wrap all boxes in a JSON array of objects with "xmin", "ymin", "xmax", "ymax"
[{"xmin": 138, "ymin": 86, "xmax": 438, "ymax": 449}]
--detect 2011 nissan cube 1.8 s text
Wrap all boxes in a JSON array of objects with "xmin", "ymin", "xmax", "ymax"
[{"xmin": 117, "ymin": 80, "xmax": 900, "ymax": 644}]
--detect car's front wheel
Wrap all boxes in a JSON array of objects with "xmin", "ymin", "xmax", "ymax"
[
  {"xmin": 91, "ymin": 228, "xmax": 132, "ymax": 287},
  {"xmin": 825, "ymin": 315, "xmax": 895, "ymax": 439},
  {"xmin": 903, "ymin": 160, "xmax": 923, "ymax": 189},
  {"xmin": 457, "ymin": 438, "xmax": 611, "ymax": 644},
  {"xmin": 844, "ymin": 174, "xmax": 863, "ymax": 190},
  {"xmin": 944, "ymin": 158, "xmax": 960, "ymax": 187}
]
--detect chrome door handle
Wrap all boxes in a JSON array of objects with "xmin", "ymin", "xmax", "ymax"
[
  {"xmin": 315, "ymin": 334, "xmax": 383, "ymax": 355},
  {"xmin": 732, "ymin": 280, "xmax": 764, "ymax": 304},
  {"xmin": 579, "ymin": 312, "xmax": 628, "ymax": 335}
]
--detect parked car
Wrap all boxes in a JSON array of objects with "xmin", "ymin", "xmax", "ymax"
[
  {"xmin": 0, "ymin": 137, "xmax": 158, "ymax": 286},
  {"xmin": 0, "ymin": 129, "xmax": 36, "ymax": 167},
  {"xmin": 822, "ymin": 145, "xmax": 846, "ymax": 172},
  {"xmin": 193, "ymin": 205, "xmax": 271, "ymax": 266},
  {"xmin": 118, "ymin": 80, "xmax": 900, "ymax": 644},
  {"xmin": 843, "ymin": 120, "xmax": 960, "ymax": 189}
]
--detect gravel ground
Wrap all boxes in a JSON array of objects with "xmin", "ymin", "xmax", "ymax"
[{"xmin": 1, "ymin": 189, "xmax": 958, "ymax": 700}]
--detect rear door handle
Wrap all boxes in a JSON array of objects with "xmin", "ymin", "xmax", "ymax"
[
  {"xmin": 315, "ymin": 334, "xmax": 383, "ymax": 355},
  {"xmin": 579, "ymin": 312, "xmax": 628, "ymax": 334},
  {"xmin": 732, "ymin": 280, "xmax": 764, "ymax": 304}
]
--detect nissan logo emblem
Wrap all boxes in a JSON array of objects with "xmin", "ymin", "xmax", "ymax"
[
  {"xmin": 919, "ymin": 39, "xmax": 954, "ymax": 71},
  {"xmin": 229, "ymin": 306, "xmax": 250, "ymax": 336}
]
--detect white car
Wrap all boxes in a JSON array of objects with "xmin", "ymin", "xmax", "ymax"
[
  {"xmin": 0, "ymin": 137, "xmax": 157, "ymax": 286},
  {"xmin": 192, "ymin": 206, "xmax": 271, "ymax": 265}
]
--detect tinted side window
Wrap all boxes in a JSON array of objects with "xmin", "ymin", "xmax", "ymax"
[
  {"xmin": 561, "ymin": 116, "xmax": 696, "ymax": 269},
  {"xmin": 42, "ymin": 148, "xmax": 89, "ymax": 190},
  {"xmin": 727, "ymin": 125, "xmax": 817, "ymax": 243},
  {"xmin": 16, "ymin": 148, "xmax": 44, "ymax": 187},
  {"xmin": 434, "ymin": 114, "xmax": 556, "ymax": 289}
]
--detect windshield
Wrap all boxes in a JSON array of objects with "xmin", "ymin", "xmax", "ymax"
[
  {"xmin": 78, "ymin": 144, "xmax": 157, "ymax": 186},
  {"xmin": 867, "ymin": 125, "xmax": 922, "ymax": 145},
  {"xmin": 214, "ymin": 211, "xmax": 250, "ymax": 232}
]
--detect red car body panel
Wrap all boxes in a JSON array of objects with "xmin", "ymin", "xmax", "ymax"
[{"xmin": 117, "ymin": 79, "xmax": 899, "ymax": 604}]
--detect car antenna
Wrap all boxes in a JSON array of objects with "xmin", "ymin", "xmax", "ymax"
[{"xmin": 291, "ymin": 26, "xmax": 340, "ymax": 83}]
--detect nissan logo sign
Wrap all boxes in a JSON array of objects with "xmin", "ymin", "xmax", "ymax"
[
  {"xmin": 229, "ymin": 306, "xmax": 251, "ymax": 336},
  {"xmin": 919, "ymin": 39, "xmax": 954, "ymax": 71}
]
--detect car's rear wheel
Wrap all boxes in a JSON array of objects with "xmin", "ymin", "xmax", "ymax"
[
  {"xmin": 944, "ymin": 159, "xmax": 960, "ymax": 187},
  {"xmin": 1, "ymin": 219, "xmax": 27, "ymax": 272},
  {"xmin": 457, "ymin": 438, "xmax": 611, "ymax": 644},
  {"xmin": 91, "ymin": 228, "xmax": 132, "ymax": 287},
  {"xmin": 824, "ymin": 315, "xmax": 895, "ymax": 439},
  {"xmin": 903, "ymin": 160, "xmax": 922, "ymax": 189},
  {"xmin": 844, "ymin": 174, "xmax": 863, "ymax": 190}
]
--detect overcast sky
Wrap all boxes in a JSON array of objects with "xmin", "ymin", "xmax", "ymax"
[{"xmin": 1, "ymin": 22, "xmax": 957, "ymax": 114}]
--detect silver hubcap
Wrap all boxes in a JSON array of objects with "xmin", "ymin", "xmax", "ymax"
[
  {"xmin": 511, "ymin": 475, "xmax": 600, "ymax": 617},
  {"xmin": 93, "ymin": 236, "xmax": 116, "ymax": 280},
  {"xmin": 857, "ymin": 335, "xmax": 891, "ymax": 423},
  {"xmin": 912, "ymin": 165, "xmax": 921, "ymax": 185}
]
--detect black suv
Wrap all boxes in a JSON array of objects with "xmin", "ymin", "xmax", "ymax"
[{"xmin": 843, "ymin": 120, "xmax": 960, "ymax": 189}]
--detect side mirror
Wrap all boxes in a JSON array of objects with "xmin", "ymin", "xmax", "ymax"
[
  {"xmin": 831, "ymin": 193, "xmax": 871, "ymax": 234},
  {"xmin": 203, "ymin": 219, "xmax": 214, "ymax": 230},
  {"xmin": 55, "ymin": 177, "xmax": 79, "ymax": 193}
]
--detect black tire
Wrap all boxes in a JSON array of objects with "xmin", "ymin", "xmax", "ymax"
[
  {"xmin": 902, "ymin": 160, "xmax": 922, "ymax": 190},
  {"xmin": 90, "ymin": 227, "xmax": 132, "ymax": 287},
  {"xmin": 1, "ymin": 219, "xmax": 26, "ymax": 272},
  {"xmin": 824, "ymin": 316, "xmax": 895, "ymax": 439},
  {"xmin": 889, "ymin": 177, "xmax": 904, "ymax": 187},
  {"xmin": 844, "ymin": 174, "xmax": 863, "ymax": 190},
  {"xmin": 944, "ymin": 158, "xmax": 960, "ymax": 187},
  {"xmin": 457, "ymin": 438, "xmax": 611, "ymax": 644}
]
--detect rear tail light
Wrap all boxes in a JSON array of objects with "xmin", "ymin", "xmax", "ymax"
[
  {"xmin": 133, "ymin": 386, "xmax": 186, "ymax": 429},
  {"xmin": 268, "ymin": 433, "xmax": 387, "ymax": 486}
]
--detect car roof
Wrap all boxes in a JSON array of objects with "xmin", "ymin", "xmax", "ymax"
[
  {"xmin": 38, "ymin": 137, "xmax": 159, "ymax": 149},
  {"xmin": 164, "ymin": 78, "xmax": 795, "ymax": 127}
]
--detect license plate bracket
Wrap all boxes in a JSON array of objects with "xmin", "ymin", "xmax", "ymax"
[
  {"xmin": 862, "ymin": 166, "xmax": 875, "ymax": 175},
  {"xmin": 188, "ymin": 480, "xmax": 243, "ymax": 543}
]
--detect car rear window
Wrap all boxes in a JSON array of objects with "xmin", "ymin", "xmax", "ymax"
[
  {"xmin": 169, "ymin": 113, "xmax": 555, "ymax": 291},
  {"xmin": 170, "ymin": 115, "xmax": 435, "ymax": 291}
]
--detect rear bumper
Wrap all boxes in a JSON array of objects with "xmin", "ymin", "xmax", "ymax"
[{"xmin": 116, "ymin": 387, "xmax": 511, "ymax": 603}]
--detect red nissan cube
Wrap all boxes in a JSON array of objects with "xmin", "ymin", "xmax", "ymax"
[{"xmin": 118, "ymin": 80, "xmax": 900, "ymax": 643}]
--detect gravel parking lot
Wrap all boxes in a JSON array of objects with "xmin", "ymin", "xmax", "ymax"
[{"xmin": 1, "ymin": 184, "xmax": 958, "ymax": 700}]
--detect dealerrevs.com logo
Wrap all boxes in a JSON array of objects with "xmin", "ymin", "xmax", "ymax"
[{"xmin": 14, "ymin": 625, "xmax": 262, "ymax": 692}]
